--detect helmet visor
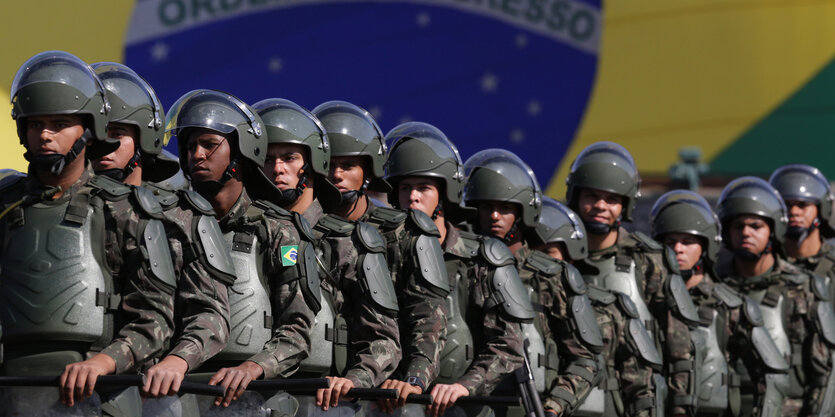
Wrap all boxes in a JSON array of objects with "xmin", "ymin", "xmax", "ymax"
[
  {"xmin": 539, "ymin": 197, "xmax": 585, "ymax": 242},
  {"xmin": 769, "ymin": 164, "xmax": 832, "ymax": 203},
  {"xmin": 650, "ymin": 190, "xmax": 716, "ymax": 225},
  {"xmin": 386, "ymin": 122, "xmax": 462, "ymax": 175},
  {"xmin": 11, "ymin": 51, "xmax": 102, "ymax": 103},
  {"xmin": 569, "ymin": 141, "xmax": 638, "ymax": 178},
  {"xmin": 92, "ymin": 62, "xmax": 163, "ymax": 129},
  {"xmin": 718, "ymin": 176, "xmax": 788, "ymax": 219},
  {"xmin": 313, "ymin": 100, "xmax": 382, "ymax": 150},
  {"xmin": 464, "ymin": 148, "xmax": 541, "ymax": 193},
  {"xmin": 165, "ymin": 89, "xmax": 260, "ymax": 145}
]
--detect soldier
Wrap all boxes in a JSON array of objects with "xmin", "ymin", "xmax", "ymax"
[
  {"xmin": 769, "ymin": 164, "xmax": 835, "ymax": 301},
  {"xmin": 253, "ymin": 98, "xmax": 401, "ymax": 411},
  {"xmin": 650, "ymin": 190, "xmax": 790, "ymax": 417},
  {"xmin": 462, "ymin": 147, "xmax": 604, "ymax": 417},
  {"xmin": 384, "ymin": 124, "xmax": 530, "ymax": 417},
  {"xmin": 0, "ymin": 51, "xmax": 176, "ymax": 414},
  {"xmin": 89, "ymin": 63, "xmax": 233, "ymax": 401},
  {"xmin": 535, "ymin": 197, "xmax": 662, "ymax": 417},
  {"xmin": 163, "ymin": 90, "xmax": 320, "ymax": 411},
  {"xmin": 715, "ymin": 177, "xmax": 835, "ymax": 416},
  {"xmin": 565, "ymin": 141, "xmax": 701, "ymax": 417},
  {"xmin": 313, "ymin": 102, "xmax": 449, "ymax": 409}
]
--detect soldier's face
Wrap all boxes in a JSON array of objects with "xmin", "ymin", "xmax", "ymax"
[
  {"xmin": 786, "ymin": 199, "xmax": 818, "ymax": 229},
  {"xmin": 660, "ymin": 232, "xmax": 703, "ymax": 270},
  {"xmin": 25, "ymin": 114, "xmax": 85, "ymax": 157},
  {"xmin": 577, "ymin": 188, "xmax": 624, "ymax": 226},
  {"xmin": 728, "ymin": 215, "xmax": 771, "ymax": 255},
  {"xmin": 397, "ymin": 177, "xmax": 441, "ymax": 217},
  {"xmin": 329, "ymin": 156, "xmax": 367, "ymax": 192},
  {"xmin": 185, "ymin": 129, "xmax": 232, "ymax": 182},
  {"xmin": 264, "ymin": 143, "xmax": 307, "ymax": 191},
  {"xmin": 477, "ymin": 201, "xmax": 519, "ymax": 238},
  {"xmin": 92, "ymin": 123, "xmax": 139, "ymax": 171}
]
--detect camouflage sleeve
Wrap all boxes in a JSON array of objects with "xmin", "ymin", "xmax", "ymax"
[
  {"xmin": 457, "ymin": 267, "xmax": 525, "ymax": 395},
  {"xmin": 543, "ymin": 276, "xmax": 599, "ymax": 414},
  {"xmin": 641, "ymin": 252, "xmax": 694, "ymax": 416},
  {"xmin": 610, "ymin": 304, "xmax": 656, "ymax": 417},
  {"xmin": 396, "ymin": 242, "xmax": 449, "ymax": 386},
  {"xmin": 337, "ymin": 237, "xmax": 402, "ymax": 388},
  {"xmin": 249, "ymin": 219, "xmax": 316, "ymax": 379},
  {"xmin": 164, "ymin": 211, "xmax": 231, "ymax": 371},
  {"xmin": 101, "ymin": 202, "xmax": 176, "ymax": 373},
  {"xmin": 802, "ymin": 286, "xmax": 834, "ymax": 414}
]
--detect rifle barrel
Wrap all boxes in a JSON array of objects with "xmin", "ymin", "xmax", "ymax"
[
  {"xmin": 247, "ymin": 378, "xmax": 330, "ymax": 391},
  {"xmin": 178, "ymin": 381, "xmax": 225, "ymax": 396}
]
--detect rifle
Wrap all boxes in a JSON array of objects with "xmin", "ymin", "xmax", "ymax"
[
  {"xmin": 405, "ymin": 394, "xmax": 519, "ymax": 406},
  {"xmin": 0, "ymin": 375, "xmax": 226, "ymax": 396},
  {"xmin": 517, "ymin": 340, "xmax": 546, "ymax": 417}
]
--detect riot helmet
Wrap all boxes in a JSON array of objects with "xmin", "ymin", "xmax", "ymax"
[
  {"xmin": 91, "ymin": 62, "xmax": 178, "ymax": 182},
  {"xmin": 165, "ymin": 89, "xmax": 278, "ymax": 201},
  {"xmin": 313, "ymin": 100, "xmax": 391, "ymax": 204},
  {"xmin": 650, "ymin": 190, "xmax": 722, "ymax": 275},
  {"xmin": 769, "ymin": 164, "xmax": 835, "ymax": 240},
  {"xmin": 535, "ymin": 197, "xmax": 587, "ymax": 261},
  {"xmin": 716, "ymin": 176, "xmax": 788, "ymax": 258},
  {"xmin": 384, "ymin": 121, "xmax": 473, "ymax": 221},
  {"xmin": 252, "ymin": 98, "xmax": 341, "ymax": 211},
  {"xmin": 565, "ymin": 142, "xmax": 641, "ymax": 223},
  {"xmin": 11, "ymin": 50, "xmax": 118, "ymax": 175},
  {"xmin": 463, "ymin": 149, "xmax": 542, "ymax": 240}
]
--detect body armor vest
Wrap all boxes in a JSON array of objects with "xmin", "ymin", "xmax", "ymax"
[
  {"xmin": 523, "ymin": 284, "xmax": 547, "ymax": 394},
  {"xmin": 693, "ymin": 309, "xmax": 730, "ymax": 413},
  {"xmin": 585, "ymin": 256, "xmax": 655, "ymax": 339},
  {"xmin": 215, "ymin": 229, "xmax": 272, "ymax": 360},
  {"xmin": 0, "ymin": 198, "xmax": 110, "ymax": 372},
  {"xmin": 436, "ymin": 269, "xmax": 474, "ymax": 383},
  {"xmin": 299, "ymin": 293, "xmax": 336, "ymax": 375},
  {"xmin": 746, "ymin": 289, "xmax": 801, "ymax": 399}
]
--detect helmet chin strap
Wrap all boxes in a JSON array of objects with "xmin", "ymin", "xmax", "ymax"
[
  {"xmin": 785, "ymin": 218, "xmax": 819, "ymax": 245},
  {"xmin": 192, "ymin": 159, "xmax": 239, "ymax": 197},
  {"xmin": 95, "ymin": 149, "xmax": 142, "ymax": 182},
  {"xmin": 583, "ymin": 217, "xmax": 621, "ymax": 235},
  {"xmin": 431, "ymin": 200, "xmax": 444, "ymax": 220},
  {"xmin": 25, "ymin": 128, "xmax": 93, "ymax": 176},
  {"xmin": 274, "ymin": 163, "xmax": 311, "ymax": 207},
  {"xmin": 733, "ymin": 240, "xmax": 774, "ymax": 263},
  {"xmin": 680, "ymin": 257, "xmax": 705, "ymax": 280},
  {"xmin": 339, "ymin": 178, "xmax": 370, "ymax": 207},
  {"xmin": 502, "ymin": 217, "xmax": 522, "ymax": 245}
]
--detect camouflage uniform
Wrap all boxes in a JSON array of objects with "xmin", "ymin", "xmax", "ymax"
[
  {"xmin": 718, "ymin": 254, "xmax": 832, "ymax": 416},
  {"xmin": 514, "ymin": 244, "xmax": 605, "ymax": 415},
  {"xmin": 441, "ymin": 225, "xmax": 526, "ymax": 395},
  {"xmin": 0, "ymin": 166, "xmax": 176, "ymax": 374},
  {"xmin": 788, "ymin": 239, "xmax": 835, "ymax": 304},
  {"xmin": 143, "ymin": 181, "xmax": 233, "ymax": 372},
  {"xmin": 304, "ymin": 198, "xmax": 403, "ymax": 388},
  {"xmin": 359, "ymin": 205, "xmax": 449, "ymax": 388},
  {"xmin": 575, "ymin": 228, "xmax": 699, "ymax": 416}
]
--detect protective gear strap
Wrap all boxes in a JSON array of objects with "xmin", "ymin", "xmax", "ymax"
[{"xmin": 25, "ymin": 129, "xmax": 92, "ymax": 176}]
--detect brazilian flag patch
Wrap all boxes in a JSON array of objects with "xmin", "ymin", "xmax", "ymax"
[{"xmin": 281, "ymin": 245, "xmax": 299, "ymax": 266}]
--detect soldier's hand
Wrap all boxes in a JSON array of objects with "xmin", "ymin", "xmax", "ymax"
[
  {"xmin": 378, "ymin": 378, "xmax": 423, "ymax": 413},
  {"xmin": 316, "ymin": 376, "xmax": 355, "ymax": 410},
  {"xmin": 428, "ymin": 383, "xmax": 468, "ymax": 417},
  {"xmin": 142, "ymin": 355, "xmax": 188, "ymax": 397},
  {"xmin": 208, "ymin": 361, "xmax": 264, "ymax": 407},
  {"xmin": 59, "ymin": 354, "xmax": 116, "ymax": 407}
]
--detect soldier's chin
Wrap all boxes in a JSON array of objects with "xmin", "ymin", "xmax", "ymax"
[{"xmin": 732, "ymin": 247, "xmax": 761, "ymax": 262}]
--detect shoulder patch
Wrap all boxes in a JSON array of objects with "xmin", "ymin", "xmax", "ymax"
[
  {"xmin": 587, "ymin": 285, "xmax": 616, "ymax": 305},
  {"xmin": 481, "ymin": 237, "xmax": 515, "ymax": 267},
  {"xmin": 132, "ymin": 186, "xmax": 164, "ymax": 218},
  {"xmin": 356, "ymin": 222, "xmax": 386, "ymax": 253},
  {"xmin": 408, "ymin": 209, "xmax": 441, "ymax": 237},
  {"xmin": 743, "ymin": 297, "xmax": 765, "ymax": 326},
  {"xmin": 314, "ymin": 214, "xmax": 355, "ymax": 237},
  {"xmin": 812, "ymin": 274, "xmax": 830, "ymax": 301},
  {"xmin": 180, "ymin": 189, "xmax": 215, "ymax": 215},
  {"xmin": 89, "ymin": 174, "xmax": 131, "ymax": 199},
  {"xmin": 632, "ymin": 231, "xmax": 663, "ymax": 252},
  {"xmin": 617, "ymin": 292, "xmax": 640, "ymax": 319},
  {"xmin": 367, "ymin": 206, "xmax": 407, "ymax": 229},
  {"xmin": 525, "ymin": 250, "xmax": 561, "ymax": 276},
  {"xmin": 713, "ymin": 282, "xmax": 744, "ymax": 308},
  {"xmin": 457, "ymin": 231, "xmax": 482, "ymax": 258}
]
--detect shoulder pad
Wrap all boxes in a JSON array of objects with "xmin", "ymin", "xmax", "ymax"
[
  {"xmin": 89, "ymin": 174, "xmax": 132, "ymax": 199},
  {"xmin": 587, "ymin": 285, "xmax": 616, "ymax": 305},
  {"xmin": 751, "ymin": 326, "xmax": 790, "ymax": 372},
  {"xmin": 491, "ymin": 265, "xmax": 535, "ymax": 321},
  {"xmin": 457, "ymin": 230, "xmax": 482, "ymax": 258},
  {"xmin": 627, "ymin": 318, "xmax": 663, "ymax": 367},
  {"xmin": 253, "ymin": 199, "xmax": 293, "ymax": 218},
  {"xmin": 361, "ymin": 252, "xmax": 399, "ymax": 315},
  {"xmin": 481, "ymin": 237, "xmax": 515, "ymax": 267},
  {"xmin": 816, "ymin": 301, "xmax": 835, "ymax": 346},
  {"xmin": 197, "ymin": 214, "xmax": 236, "ymax": 280},
  {"xmin": 143, "ymin": 219, "xmax": 177, "ymax": 288},
  {"xmin": 356, "ymin": 222, "xmax": 386, "ymax": 253},
  {"xmin": 563, "ymin": 263, "xmax": 588, "ymax": 295},
  {"xmin": 146, "ymin": 185, "xmax": 178, "ymax": 208},
  {"xmin": 180, "ymin": 189, "xmax": 215, "ymax": 215},
  {"xmin": 812, "ymin": 275, "xmax": 830, "ymax": 301},
  {"xmin": 293, "ymin": 212, "xmax": 315, "ymax": 242},
  {"xmin": 132, "ymin": 186, "xmax": 164, "ymax": 218},
  {"xmin": 572, "ymin": 294, "xmax": 604, "ymax": 350},
  {"xmin": 314, "ymin": 214, "xmax": 355, "ymax": 237},
  {"xmin": 664, "ymin": 247, "xmax": 682, "ymax": 274},
  {"xmin": 368, "ymin": 206, "xmax": 407, "ymax": 228},
  {"xmin": 525, "ymin": 250, "xmax": 562, "ymax": 276},
  {"xmin": 632, "ymin": 231, "xmax": 663, "ymax": 252},
  {"xmin": 743, "ymin": 297, "xmax": 765, "ymax": 326},
  {"xmin": 617, "ymin": 292, "xmax": 640, "ymax": 319},
  {"xmin": 0, "ymin": 172, "xmax": 25, "ymax": 193},
  {"xmin": 299, "ymin": 242, "xmax": 323, "ymax": 312},
  {"xmin": 415, "ymin": 234, "xmax": 450, "ymax": 293},
  {"xmin": 782, "ymin": 272, "xmax": 809, "ymax": 285},
  {"xmin": 407, "ymin": 209, "xmax": 441, "ymax": 237},
  {"xmin": 713, "ymin": 282, "xmax": 744, "ymax": 308},
  {"xmin": 667, "ymin": 273, "xmax": 701, "ymax": 326}
]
